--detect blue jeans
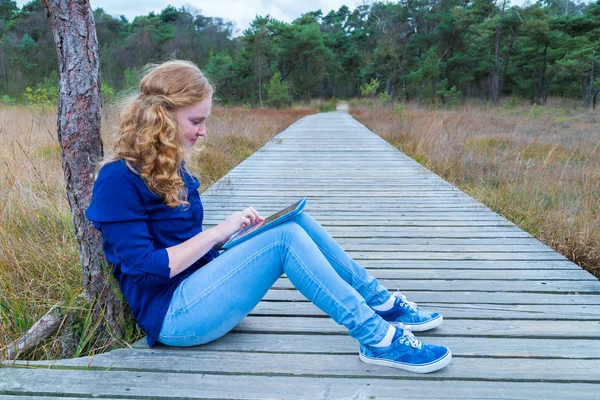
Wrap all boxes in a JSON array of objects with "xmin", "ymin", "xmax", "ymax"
[{"xmin": 158, "ymin": 212, "xmax": 393, "ymax": 347}]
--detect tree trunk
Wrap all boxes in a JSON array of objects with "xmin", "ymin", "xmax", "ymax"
[
  {"xmin": 544, "ymin": 73, "xmax": 553, "ymax": 104},
  {"xmin": 491, "ymin": 0, "xmax": 506, "ymax": 105},
  {"xmin": 531, "ymin": 45, "xmax": 540, "ymax": 105},
  {"xmin": 385, "ymin": 76, "xmax": 395, "ymax": 98},
  {"xmin": 500, "ymin": 30, "xmax": 517, "ymax": 96},
  {"xmin": 585, "ymin": 50, "xmax": 595, "ymax": 109},
  {"xmin": 41, "ymin": 0, "xmax": 128, "ymax": 349},
  {"xmin": 536, "ymin": 44, "xmax": 548, "ymax": 105},
  {"xmin": 258, "ymin": 55, "xmax": 263, "ymax": 108}
]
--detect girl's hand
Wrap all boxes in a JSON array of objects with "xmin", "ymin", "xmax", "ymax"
[{"xmin": 213, "ymin": 206, "xmax": 264, "ymax": 245}]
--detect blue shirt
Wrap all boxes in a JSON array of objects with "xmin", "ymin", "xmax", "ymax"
[{"xmin": 85, "ymin": 160, "xmax": 219, "ymax": 347}]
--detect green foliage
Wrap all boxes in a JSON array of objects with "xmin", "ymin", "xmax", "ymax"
[
  {"xmin": 0, "ymin": 1, "xmax": 599, "ymax": 108},
  {"xmin": 503, "ymin": 98, "xmax": 521, "ymax": 109},
  {"xmin": 101, "ymin": 82, "xmax": 115, "ymax": 104},
  {"xmin": 0, "ymin": 94, "xmax": 16, "ymax": 104},
  {"xmin": 122, "ymin": 68, "xmax": 140, "ymax": 93},
  {"xmin": 316, "ymin": 97, "xmax": 336, "ymax": 112},
  {"xmin": 24, "ymin": 71, "xmax": 58, "ymax": 108},
  {"xmin": 528, "ymin": 104, "xmax": 543, "ymax": 117},
  {"xmin": 360, "ymin": 78, "xmax": 379, "ymax": 98},
  {"xmin": 393, "ymin": 102, "xmax": 408, "ymax": 120},
  {"xmin": 24, "ymin": 87, "xmax": 55, "ymax": 108},
  {"xmin": 205, "ymin": 51, "xmax": 235, "ymax": 101},
  {"xmin": 264, "ymin": 71, "xmax": 292, "ymax": 109},
  {"xmin": 438, "ymin": 86, "xmax": 461, "ymax": 107},
  {"xmin": 378, "ymin": 92, "xmax": 391, "ymax": 104}
]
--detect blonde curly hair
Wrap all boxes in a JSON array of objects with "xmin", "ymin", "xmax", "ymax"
[{"xmin": 101, "ymin": 60, "xmax": 213, "ymax": 207}]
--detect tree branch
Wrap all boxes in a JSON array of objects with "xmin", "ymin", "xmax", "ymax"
[{"xmin": 2, "ymin": 303, "xmax": 63, "ymax": 361}]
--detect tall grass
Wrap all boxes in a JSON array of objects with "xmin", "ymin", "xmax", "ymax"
[
  {"xmin": 351, "ymin": 98, "xmax": 600, "ymax": 278},
  {"xmin": 0, "ymin": 104, "xmax": 314, "ymax": 361}
]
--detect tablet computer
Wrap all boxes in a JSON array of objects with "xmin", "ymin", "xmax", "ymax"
[{"xmin": 218, "ymin": 197, "xmax": 307, "ymax": 251}]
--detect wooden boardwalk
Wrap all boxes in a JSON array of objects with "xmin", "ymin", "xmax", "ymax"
[{"xmin": 2, "ymin": 110, "xmax": 600, "ymax": 399}]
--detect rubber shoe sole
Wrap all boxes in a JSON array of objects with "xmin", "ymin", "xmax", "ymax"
[
  {"xmin": 359, "ymin": 348, "xmax": 452, "ymax": 374},
  {"xmin": 391, "ymin": 314, "xmax": 443, "ymax": 332}
]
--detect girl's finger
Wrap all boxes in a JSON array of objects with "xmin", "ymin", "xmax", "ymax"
[
  {"xmin": 241, "ymin": 216, "xmax": 251, "ymax": 227},
  {"xmin": 249, "ymin": 206, "xmax": 261, "ymax": 220}
]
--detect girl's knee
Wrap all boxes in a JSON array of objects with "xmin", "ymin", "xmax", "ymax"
[
  {"xmin": 276, "ymin": 221, "xmax": 309, "ymax": 242},
  {"xmin": 292, "ymin": 211, "xmax": 313, "ymax": 225}
]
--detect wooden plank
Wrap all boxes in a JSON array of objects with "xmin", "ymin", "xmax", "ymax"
[
  {"xmin": 207, "ymin": 227, "xmax": 534, "ymax": 238},
  {"xmin": 0, "ymin": 397, "xmax": 120, "ymax": 400},
  {"xmin": 210, "ymin": 182, "xmax": 456, "ymax": 187},
  {"xmin": 332, "ymin": 260, "xmax": 580, "ymax": 270},
  {"xmin": 273, "ymin": 278, "xmax": 599, "ymax": 292},
  {"xmin": 204, "ymin": 190, "xmax": 472, "ymax": 195},
  {"xmin": 201, "ymin": 194, "xmax": 477, "ymax": 200},
  {"xmin": 203, "ymin": 199, "xmax": 483, "ymax": 205},
  {"xmin": 203, "ymin": 212, "xmax": 510, "ymax": 220},
  {"xmin": 263, "ymin": 289, "xmax": 600, "ymax": 305},
  {"xmin": 12, "ymin": 351, "xmax": 600, "ymax": 383},
  {"xmin": 1, "ymin": 369, "xmax": 597, "ymax": 400},
  {"xmin": 233, "ymin": 317, "xmax": 600, "ymax": 338},
  {"xmin": 338, "ymin": 244, "xmax": 556, "ymax": 252},
  {"xmin": 295, "ymin": 226, "xmax": 527, "ymax": 233},
  {"xmin": 331, "ymin": 252, "xmax": 568, "ymax": 260},
  {"xmin": 203, "ymin": 203, "xmax": 494, "ymax": 210},
  {"xmin": 359, "ymin": 269, "xmax": 595, "ymax": 280},
  {"xmin": 203, "ymin": 220, "xmax": 516, "ymax": 227},
  {"xmin": 333, "ymin": 237, "xmax": 554, "ymax": 245},
  {"xmin": 249, "ymin": 301, "xmax": 600, "ymax": 320},
  {"xmin": 202, "ymin": 200, "xmax": 491, "ymax": 208},
  {"xmin": 131, "ymin": 333, "xmax": 600, "ymax": 359},
  {"xmin": 205, "ymin": 212, "xmax": 516, "ymax": 219},
  {"xmin": 204, "ymin": 214, "xmax": 511, "ymax": 221},
  {"xmin": 206, "ymin": 240, "xmax": 559, "ymax": 253}
]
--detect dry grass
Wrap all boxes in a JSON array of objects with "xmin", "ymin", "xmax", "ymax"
[
  {"xmin": 351, "ymin": 98, "xmax": 600, "ymax": 278},
  {"xmin": 0, "ymin": 104, "xmax": 314, "ymax": 360}
]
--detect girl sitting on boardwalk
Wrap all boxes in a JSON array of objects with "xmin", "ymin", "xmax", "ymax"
[{"xmin": 86, "ymin": 60, "xmax": 451, "ymax": 374}]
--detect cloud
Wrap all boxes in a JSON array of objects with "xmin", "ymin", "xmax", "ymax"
[
  {"xmin": 27, "ymin": 0, "xmax": 543, "ymax": 37},
  {"xmin": 38, "ymin": 0, "xmax": 358, "ymax": 33}
]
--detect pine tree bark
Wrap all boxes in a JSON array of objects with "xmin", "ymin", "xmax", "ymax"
[
  {"xmin": 536, "ymin": 44, "xmax": 548, "ymax": 105},
  {"xmin": 40, "ymin": 0, "xmax": 129, "ymax": 349},
  {"xmin": 585, "ymin": 50, "xmax": 595, "ymax": 109}
]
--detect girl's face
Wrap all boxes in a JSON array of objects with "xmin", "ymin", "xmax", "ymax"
[{"xmin": 175, "ymin": 97, "xmax": 212, "ymax": 152}]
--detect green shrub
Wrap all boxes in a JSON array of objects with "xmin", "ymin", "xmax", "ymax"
[
  {"xmin": 360, "ymin": 78, "xmax": 379, "ymax": 98},
  {"xmin": 316, "ymin": 97, "xmax": 336, "ymax": 112},
  {"xmin": 264, "ymin": 71, "xmax": 292, "ymax": 109},
  {"xmin": 436, "ymin": 85, "xmax": 460, "ymax": 107},
  {"xmin": 24, "ymin": 87, "xmax": 55, "ymax": 109},
  {"xmin": 123, "ymin": 67, "xmax": 140, "ymax": 92},
  {"xmin": 0, "ymin": 94, "xmax": 16, "ymax": 105},
  {"xmin": 393, "ymin": 102, "xmax": 408, "ymax": 119},
  {"xmin": 102, "ymin": 82, "xmax": 115, "ymax": 104},
  {"xmin": 378, "ymin": 92, "xmax": 391, "ymax": 104},
  {"xmin": 24, "ymin": 72, "xmax": 59, "ymax": 109},
  {"xmin": 503, "ymin": 97, "xmax": 520, "ymax": 109}
]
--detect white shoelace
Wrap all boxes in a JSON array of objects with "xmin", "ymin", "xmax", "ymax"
[
  {"xmin": 396, "ymin": 323, "xmax": 422, "ymax": 349},
  {"xmin": 393, "ymin": 291, "xmax": 418, "ymax": 311}
]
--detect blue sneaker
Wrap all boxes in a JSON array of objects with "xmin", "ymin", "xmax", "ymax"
[
  {"xmin": 359, "ymin": 325, "xmax": 452, "ymax": 374},
  {"xmin": 375, "ymin": 292, "xmax": 442, "ymax": 331}
]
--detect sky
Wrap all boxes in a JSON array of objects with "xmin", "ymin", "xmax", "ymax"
[
  {"xmin": 20, "ymin": 1, "xmax": 364, "ymax": 36},
  {"xmin": 17, "ymin": 0, "xmax": 537, "ymax": 36}
]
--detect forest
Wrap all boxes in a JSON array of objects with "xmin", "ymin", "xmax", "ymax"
[{"xmin": 0, "ymin": 0, "xmax": 598, "ymax": 107}]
